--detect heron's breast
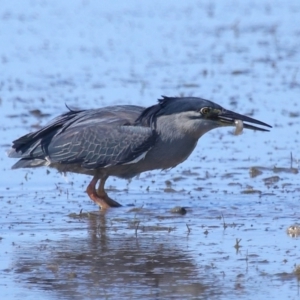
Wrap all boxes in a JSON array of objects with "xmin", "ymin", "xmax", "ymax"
[{"xmin": 143, "ymin": 137, "xmax": 198, "ymax": 169}]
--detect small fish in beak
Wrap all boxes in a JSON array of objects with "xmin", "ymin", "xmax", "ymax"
[{"xmin": 234, "ymin": 120, "xmax": 244, "ymax": 135}]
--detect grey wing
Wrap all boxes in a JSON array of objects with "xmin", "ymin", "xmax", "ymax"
[
  {"xmin": 8, "ymin": 105, "xmax": 147, "ymax": 169},
  {"xmin": 46, "ymin": 125, "xmax": 157, "ymax": 169}
]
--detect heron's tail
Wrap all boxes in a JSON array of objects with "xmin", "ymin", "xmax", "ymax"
[{"xmin": 10, "ymin": 158, "xmax": 48, "ymax": 169}]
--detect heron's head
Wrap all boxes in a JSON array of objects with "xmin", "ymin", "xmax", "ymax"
[{"xmin": 136, "ymin": 96, "xmax": 271, "ymax": 138}]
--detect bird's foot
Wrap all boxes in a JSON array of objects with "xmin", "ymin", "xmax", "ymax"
[
  {"xmin": 97, "ymin": 192, "xmax": 122, "ymax": 208},
  {"xmin": 86, "ymin": 183, "xmax": 121, "ymax": 209}
]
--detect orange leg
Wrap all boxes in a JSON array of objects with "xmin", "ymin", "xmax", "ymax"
[{"xmin": 86, "ymin": 176, "xmax": 121, "ymax": 209}]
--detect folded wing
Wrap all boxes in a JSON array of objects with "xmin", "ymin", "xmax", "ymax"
[{"xmin": 9, "ymin": 105, "xmax": 156, "ymax": 169}]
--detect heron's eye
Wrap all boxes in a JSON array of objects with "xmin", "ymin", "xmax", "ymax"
[{"xmin": 200, "ymin": 107, "xmax": 211, "ymax": 115}]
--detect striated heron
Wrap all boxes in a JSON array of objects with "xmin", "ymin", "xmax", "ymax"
[{"xmin": 8, "ymin": 96, "xmax": 271, "ymax": 209}]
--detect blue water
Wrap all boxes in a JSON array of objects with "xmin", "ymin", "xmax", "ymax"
[{"xmin": 1, "ymin": 1, "xmax": 300, "ymax": 299}]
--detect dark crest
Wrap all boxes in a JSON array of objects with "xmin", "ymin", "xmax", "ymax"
[
  {"xmin": 135, "ymin": 96, "xmax": 215, "ymax": 127},
  {"xmin": 135, "ymin": 96, "xmax": 189, "ymax": 127}
]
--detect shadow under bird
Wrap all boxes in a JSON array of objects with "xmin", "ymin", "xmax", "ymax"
[{"xmin": 8, "ymin": 96, "xmax": 271, "ymax": 209}]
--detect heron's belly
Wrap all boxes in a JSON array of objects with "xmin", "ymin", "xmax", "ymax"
[{"xmin": 104, "ymin": 138, "xmax": 198, "ymax": 178}]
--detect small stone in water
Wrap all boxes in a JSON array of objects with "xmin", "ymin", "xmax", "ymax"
[{"xmin": 170, "ymin": 206, "xmax": 187, "ymax": 215}]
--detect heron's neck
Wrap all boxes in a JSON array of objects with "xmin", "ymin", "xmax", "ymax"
[{"xmin": 156, "ymin": 114, "xmax": 208, "ymax": 141}]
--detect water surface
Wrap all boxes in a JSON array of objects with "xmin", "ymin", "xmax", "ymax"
[{"xmin": 1, "ymin": 1, "xmax": 300, "ymax": 299}]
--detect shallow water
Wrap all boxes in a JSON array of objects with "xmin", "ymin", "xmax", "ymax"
[{"xmin": 1, "ymin": 0, "xmax": 300, "ymax": 299}]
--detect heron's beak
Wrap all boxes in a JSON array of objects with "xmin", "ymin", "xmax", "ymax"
[{"xmin": 217, "ymin": 109, "xmax": 272, "ymax": 132}]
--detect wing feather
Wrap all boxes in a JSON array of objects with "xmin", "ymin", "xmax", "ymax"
[
  {"xmin": 47, "ymin": 125, "xmax": 156, "ymax": 169},
  {"xmin": 9, "ymin": 105, "xmax": 157, "ymax": 170}
]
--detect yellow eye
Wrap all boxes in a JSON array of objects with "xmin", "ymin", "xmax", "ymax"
[{"xmin": 200, "ymin": 107, "xmax": 211, "ymax": 115}]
